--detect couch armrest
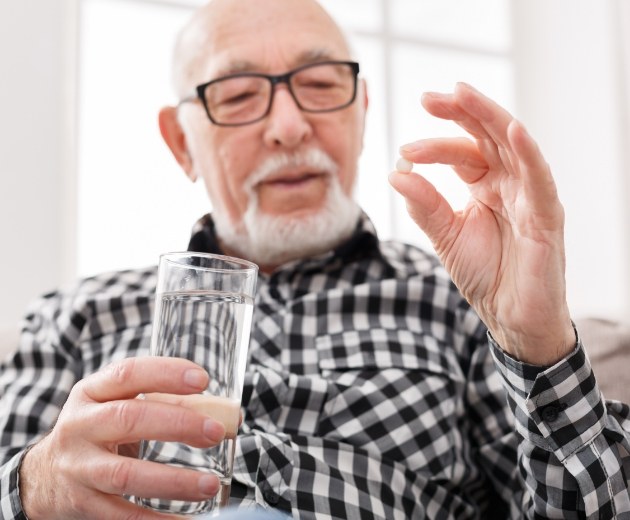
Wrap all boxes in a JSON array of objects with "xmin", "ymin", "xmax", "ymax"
[{"xmin": 576, "ymin": 317, "xmax": 630, "ymax": 404}]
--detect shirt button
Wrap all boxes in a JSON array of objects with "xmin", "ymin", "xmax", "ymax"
[
  {"xmin": 264, "ymin": 490, "xmax": 280, "ymax": 505},
  {"xmin": 541, "ymin": 405, "xmax": 560, "ymax": 423}
]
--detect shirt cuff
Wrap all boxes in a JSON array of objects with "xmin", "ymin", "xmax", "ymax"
[
  {"xmin": 0, "ymin": 449, "xmax": 29, "ymax": 520},
  {"xmin": 489, "ymin": 330, "xmax": 606, "ymax": 463}
]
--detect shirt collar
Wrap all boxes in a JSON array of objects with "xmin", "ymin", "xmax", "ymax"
[{"xmin": 186, "ymin": 212, "xmax": 383, "ymax": 273}]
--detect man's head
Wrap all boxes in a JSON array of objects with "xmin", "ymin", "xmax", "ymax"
[{"xmin": 159, "ymin": 0, "xmax": 368, "ymax": 271}]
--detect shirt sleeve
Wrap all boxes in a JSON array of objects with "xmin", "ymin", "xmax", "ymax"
[
  {"xmin": 0, "ymin": 450, "xmax": 29, "ymax": 520},
  {"xmin": 489, "ymin": 331, "xmax": 630, "ymax": 518},
  {"xmin": 0, "ymin": 291, "xmax": 81, "ymax": 520}
]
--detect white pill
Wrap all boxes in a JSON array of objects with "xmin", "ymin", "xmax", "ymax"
[{"xmin": 396, "ymin": 157, "xmax": 413, "ymax": 173}]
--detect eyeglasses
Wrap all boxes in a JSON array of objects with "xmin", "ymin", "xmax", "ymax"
[{"xmin": 180, "ymin": 60, "xmax": 360, "ymax": 127}]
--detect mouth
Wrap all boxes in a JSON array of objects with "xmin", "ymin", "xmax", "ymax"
[{"xmin": 258, "ymin": 171, "xmax": 327, "ymax": 189}]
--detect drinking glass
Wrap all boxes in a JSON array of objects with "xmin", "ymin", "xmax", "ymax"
[{"xmin": 135, "ymin": 252, "xmax": 258, "ymax": 515}]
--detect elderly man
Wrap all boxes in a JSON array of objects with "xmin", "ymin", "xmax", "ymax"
[{"xmin": 1, "ymin": 0, "xmax": 628, "ymax": 518}]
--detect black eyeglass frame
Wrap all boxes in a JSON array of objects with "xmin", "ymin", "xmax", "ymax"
[{"xmin": 180, "ymin": 60, "xmax": 360, "ymax": 127}]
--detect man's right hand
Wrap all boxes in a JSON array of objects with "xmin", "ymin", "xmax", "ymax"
[{"xmin": 19, "ymin": 357, "xmax": 227, "ymax": 519}]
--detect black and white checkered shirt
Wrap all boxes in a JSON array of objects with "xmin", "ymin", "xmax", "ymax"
[{"xmin": 2, "ymin": 213, "xmax": 629, "ymax": 519}]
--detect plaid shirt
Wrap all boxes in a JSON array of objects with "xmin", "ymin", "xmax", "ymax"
[{"xmin": 1, "ymin": 213, "xmax": 629, "ymax": 519}]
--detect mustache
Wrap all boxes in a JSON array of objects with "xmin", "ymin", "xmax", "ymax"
[{"xmin": 244, "ymin": 149, "xmax": 339, "ymax": 193}]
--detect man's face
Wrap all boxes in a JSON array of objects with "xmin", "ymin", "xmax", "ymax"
[{"xmin": 176, "ymin": 0, "xmax": 367, "ymax": 260}]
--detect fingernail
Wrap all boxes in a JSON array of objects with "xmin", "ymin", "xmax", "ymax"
[
  {"xmin": 510, "ymin": 118, "xmax": 526, "ymax": 134},
  {"xmin": 183, "ymin": 368, "xmax": 207, "ymax": 388},
  {"xmin": 399, "ymin": 142, "xmax": 421, "ymax": 153},
  {"xmin": 456, "ymin": 81, "xmax": 476, "ymax": 91},
  {"xmin": 198, "ymin": 474, "xmax": 219, "ymax": 496},
  {"xmin": 204, "ymin": 419, "xmax": 226, "ymax": 443}
]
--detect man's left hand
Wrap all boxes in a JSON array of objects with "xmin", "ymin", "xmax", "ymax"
[{"xmin": 389, "ymin": 82, "xmax": 575, "ymax": 366}]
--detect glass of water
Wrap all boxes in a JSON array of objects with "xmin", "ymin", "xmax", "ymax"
[{"xmin": 136, "ymin": 252, "xmax": 258, "ymax": 515}]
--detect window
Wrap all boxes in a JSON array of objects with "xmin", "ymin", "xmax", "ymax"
[{"xmin": 77, "ymin": 0, "xmax": 513, "ymax": 276}]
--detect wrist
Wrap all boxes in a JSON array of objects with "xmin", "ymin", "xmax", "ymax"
[
  {"xmin": 19, "ymin": 439, "xmax": 54, "ymax": 520},
  {"xmin": 489, "ymin": 320, "xmax": 577, "ymax": 366}
]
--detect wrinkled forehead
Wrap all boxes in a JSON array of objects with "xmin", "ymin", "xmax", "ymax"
[{"xmin": 173, "ymin": 0, "xmax": 352, "ymax": 94}]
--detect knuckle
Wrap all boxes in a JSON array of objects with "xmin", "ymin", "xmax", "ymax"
[
  {"xmin": 52, "ymin": 412, "xmax": 81, "ymax": 451},
  {"xmin": 109, "ymin": 458, "xmax": 134, "ymax": 495},
  {"xmin": 108, "ymin": 400, "xmax": 144, "ymax": 438},
  {"xmin": 107, "ymin": 358, "xmax": 137, "ymax": 386}
]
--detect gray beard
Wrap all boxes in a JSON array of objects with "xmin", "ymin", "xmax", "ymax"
[
  {"xmin": 213, "ymin": 176, "xmax": 361, "ymax": 268},
  {"xmin": 211, "ymin": 148, "xmax": 361, "ymax": 267}
]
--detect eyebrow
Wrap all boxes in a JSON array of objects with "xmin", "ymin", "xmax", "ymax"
[{"xmin": 213, "ymin": 48, "xmax": 343, "ymax": 78}]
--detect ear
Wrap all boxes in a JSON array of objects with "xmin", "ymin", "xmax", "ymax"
[
  {"xmin": 357, "ymin": 78, "xmax": 369, "ymax": 150},
  {"xmin": 360, "ymin": 78, "xmax": 369, "ymax": 111},
  {"xmin": 158, "ymin": 106, "xmax": 195, "ymax": 181}
]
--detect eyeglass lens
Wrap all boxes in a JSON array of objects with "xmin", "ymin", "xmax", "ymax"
[{"xmin": 203, "ymin": 62, "xmax": 356, "ymax": 125}]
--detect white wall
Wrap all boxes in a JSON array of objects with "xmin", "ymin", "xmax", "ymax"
[
  {"xmin": 512, "ymin": 0, "xmax": 630, "ymax": 322},
  {"xmin": 0, "ymin": 0, "xmax": 76, "ymax": 329},
  {"xmin": 1, "ymin": 0, "xmax": 629, "ymax": 331}
]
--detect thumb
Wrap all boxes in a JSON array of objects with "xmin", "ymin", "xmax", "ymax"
[{"xmin": 388, "ymin": 170, "xmax": 455, "ymax": 246}]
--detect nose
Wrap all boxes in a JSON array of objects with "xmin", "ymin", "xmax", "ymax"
[{"xmin": 262, "ymin": 85, "xmax": 313, "ymax": 149}]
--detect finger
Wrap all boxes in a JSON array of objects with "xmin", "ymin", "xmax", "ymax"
[
  {"xmin": 453, "ymin": 82, "xmax": 517, "ymax": 152},
  {"xmin": 146, "ymin": 393, "xmax": 241, "ymax": 438},
  {"xmin": 86, "ymin": 453, "xmax": 220, "ymax": 502},
  {"xmin": 80, "ymin": 357, "xmax": 209, "ymax": 402},
  {"xmin": 83, "ymin": 398, "xmax": 226, "ymax": 446},
  {"xmin": 420, "ymin": 91, "xmax": 491, "ymax": 140},
  {"xmin": 388, "ymin": 170, "xmax": 456, "ymax": 247},
  {"xmin": 507, "ymin": 119, "xmax": 561, "ymax": 217},
  {"xmin": 68, "ymin": 490, "xmax": 179, "ymax": 520},
  {"xmin": 399, "ymin": 137, "xmax": 488, "ymax": 184},
  {"xmin": 420, "ymin": 92, "xmax": 506, "ymax": 171},
  {"xmin": 496, "ymin": 144, "xmax": 519, "ymax": 178}
]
